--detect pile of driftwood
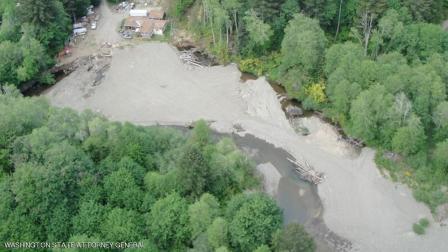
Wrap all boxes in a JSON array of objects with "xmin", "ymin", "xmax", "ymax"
[
  {"xmin": 179, "ymin": 50, "xmax": 205, "ymax": 68},
  {"xmin": 287, "ymin": 157, "xmax": 324, "ymax": 184}
]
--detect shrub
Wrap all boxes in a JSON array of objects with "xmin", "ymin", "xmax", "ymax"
[
  {"xmin": 419, "ymin": 218, "xmax": 430, "ymax": 228},
  {"xmin": 412, "ymin": 223, "xmax": 425, "ymax": 235}
]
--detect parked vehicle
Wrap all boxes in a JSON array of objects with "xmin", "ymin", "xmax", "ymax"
[
  {"xmin": 91, "ymin": 22, "xmax": 97, "ymax": 30},
  {"xmin": 122, "ymin": 31, "xmax": 132, "ymax": 39}
]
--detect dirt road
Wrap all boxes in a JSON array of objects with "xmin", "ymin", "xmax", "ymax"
[{"xmin": 61, "ymin": 0, "xmax": 125, "ymax": 64}]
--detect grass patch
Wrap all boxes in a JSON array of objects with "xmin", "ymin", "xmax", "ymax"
[{"xmin": 375, "ymin": 150, "xmax": 448, "ymax": 211}]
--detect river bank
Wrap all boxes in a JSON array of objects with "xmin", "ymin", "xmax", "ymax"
[{"xmin": 44, "ymin": 41, "xmax": 448, "ymax": 251}]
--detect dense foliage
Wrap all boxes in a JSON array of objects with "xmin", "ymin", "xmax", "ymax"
[
  {"xmin": 173, "ymin": 0, "xmax": 448, "ymax": 210},
  {"xmin": 0, "ymin": 0, "xmax": 99, "ymax": 88},
  {"xmin": 0, "ymin": 88, "xmax": 315, "ymax": 251}
]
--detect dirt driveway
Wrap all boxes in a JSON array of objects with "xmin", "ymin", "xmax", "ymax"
[{"xmin": 61, "ymin": 0, "xmax": 125, "ymax": 64}]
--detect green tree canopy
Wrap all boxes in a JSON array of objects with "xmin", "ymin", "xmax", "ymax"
[
  {"xmin": 189, "ymin": 193, "xmax": 221, "ymax": 239},
  {"xmin": 349, "ymin": 85, "xmax": 398, "ymax": 146},
  {"xmin": 229, "ymin": 194, "xmax": 282, "ymax": 251},
  {"xmin": 207, "ymin": 217, "xmax": 229, "ymax": 249},
  {"xmin": 280, "ymin": 14, "xmax": 326, "ymax": 98},
  {"xmin": 101, "ymin": 208, "xmax": 144, "ymax": 242},
  {"xmin": 273, "ymin": 223, "xmax": 316, "ymax": 252},
  {"xmin": 148, "ymin": 193, "xmax": 191, "ymax": 250}
]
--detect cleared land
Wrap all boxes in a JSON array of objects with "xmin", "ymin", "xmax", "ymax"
[{"xmin": 45, "ymin": 3, "xmax": 448, "ymax": 251}]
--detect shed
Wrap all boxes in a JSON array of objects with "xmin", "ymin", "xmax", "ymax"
[{"xmin": 130, "ymin": 9, "xmax": 148, "ymax": 17}]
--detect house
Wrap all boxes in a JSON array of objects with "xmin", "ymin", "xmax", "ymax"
[
  {"xmin": 140, "ymin": 20, "xmax": 154, "ymax": 38},
  {"xmin": 130, "ymin": 9, "xmax": 148, "ymax": 17},
  {"xmin": 123, "ymin": 16, "xmax": 144, "ymax": 30},
  {"xmin": 148, "ymin": 9, "xmax": 165, "ymax": 20},
  {"xmin": 123, "ymin": 16, "xmax": 168, "ymax": 37}
]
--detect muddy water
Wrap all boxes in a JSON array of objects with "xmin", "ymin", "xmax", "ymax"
[
  {"xmin": 172, "ymin": 125, "xmax": 351, "ymax": 252},
  {"xmin": 231, "ymin": 133, "xmax": 321, "ymax": 224},
  {"xmin": 230, "ymin": 133, "xmax": 351, "ymax": 252}
]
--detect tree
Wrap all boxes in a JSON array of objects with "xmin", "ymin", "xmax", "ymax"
[
  {"xmin": 280, "ymin": 14, "xmax": 326, "ymax": 98},
  {"xmin": 403, "ymin": 65, "xmax": 446, "ymax": 128},
  {"xmin": 301, "ymin": 0, "xmax": 338, "ymax": 28},
  {"xmin": 328, "ymin": 79, "xmax": 362, "ymax": 123},
  {"xmin": 47, "ymin": 202, "xmax": 73, "ymax": 241},
  {"xmin": 222, "ymin": 0, "xmax": 242, "ymax": 40},
  {"xmin": 202, "ymin": 0, "xmax": 230, "ymax": 48},
  {"xmin": 243, "ymin": 9, "xmax": 273, "ymax": 54},
  {"xmin": 176, "ymin": 144, "xmax": 210, "ymax": 198},
  {"xmin": 148, "ymin": 193, "xmax": 191, "ymax": 250},
  {"xmin": 273, "ymin": 223, "xmax": 315, "ymax": 252},
  {"xmin": 101, "ymin": 208, "xmax": 144, "ymax": 242},
  {"xmin": 0, "ymin": 41, "xmax": 22, "ymax": 85},
  {"xmin": 229, "ymin": 194, "xmax": 282, "ymax": 251},
  {"xmin": 61, "ymin": 0, "xmax": 91, "ymax": 21},
  {"xmin": 10, "ymin": 164, "xmax": 55, "ymax": 241},
  {"xmin": 392, "ymin": 92, "xmax": 412, "ymax": 127},
  {"xmin": 144, "ymin": 171, "xmax": 182, "ymax": 201},
  {"xmin": 392, "ymin": 115, "xmax": 426, "ymax": 157},
  {"xmin": 172, "ymin": 0, "xmax": 195, "ymax": 18},
  {"xmin": 349, "ymin": 85, "xmax": 398, "ymax": 146},
  {"xmin": 207, "ymin": 217, "xmax": 229, "ymax": 249},
  {"xmin": 16, "ymin": 0, "xmax": 64, "ymax": 26},
  {"xmin": 369, "ymin": 9, "xmax": 405, "ymax": 57},
  {"xmin": 349, "ymin": 0, "xmax": 388, "ymax": 55},
  {"xmin": 53, "ymin": 234, "xmax": 101, "ymax": 252},
  {"xmin": 401, "ymin": 0, "xmax": 448, "ymax": 23},
  {"xmin": 189, "ymin": 193, "xmax": 221, "ymax": 239},
  {"xmin": 433, "ymin": 101, "xmax": 448, "ymax": 140},
  {"xmin": 324, "ymin": 42, "xmax": 365, "ymax": 77},
  {"xmin": 115, "ymin": 157, "xmax": 146, "ymax": 186},
  {"xmin": 254, "ymin": 244, "xmax": 271, "ymax": 252},
  {"xmin": 0, "ymin": 92, "xmax": 48, "ymax": 172},
  {"xmin": 16, "ymin": 24, "xmax": 53, "ymax": 84},
  {"xmin": 394, "ymin": 23, "xmax": 448, "ymax": 61},
  {"xmin": 190, "ymin": 120, "xmax": 212, "ymax": 149},
  {"xmin": 72, "ymin": 200, "xmax": 106, "ymax": 237},
  {"xmin": 216, "ymin": 247, "xmax": 230, "ymax": 252},
  {"xmin": 104, "ymin": 167, "xmax": 143, "ymax": 210},
  {"xmin": 433, "ymin": 140, "xmax": 448, "ymax": 173},
  {"xmin": 0, "ymin": 3, "xmax": 21, "ymax": 42},
  {"xmin": 16, "ymin": 0, "xmax": 71, "ymax": 53}
]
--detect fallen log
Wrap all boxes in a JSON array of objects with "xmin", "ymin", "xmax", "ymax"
[{"xmin": 287, "ymin": 157, "xmax": 324, "ymax": 184}]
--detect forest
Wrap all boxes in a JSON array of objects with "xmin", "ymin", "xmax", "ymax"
[
  {"xmin": 0, "ymin": 87, "xmax": 315, "ymax": 251},
  {"xmin": 0, "ymin": 0, "xmax": 100, "ymax": 88},
  {"xmin": 170, "ymin": 0, "xmax": 448, "ymax": 209}
]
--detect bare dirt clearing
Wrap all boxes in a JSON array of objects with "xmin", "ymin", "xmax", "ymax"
[
  {"xmin": 44, "ymin": 2, "xmax": 448, "ymax": 250},
  {"xmin": 46, "ymin": 42, "xmax": 448, "ymax": 252}
]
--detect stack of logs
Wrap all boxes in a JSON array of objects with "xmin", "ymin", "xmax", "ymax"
[
  {"xmin": 179, "ymin": 50, "xmax": 204, "ymax": 68},
  {"xmin": 287, "ymin": 157, "xmax": 325, "ymax": 184}
]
